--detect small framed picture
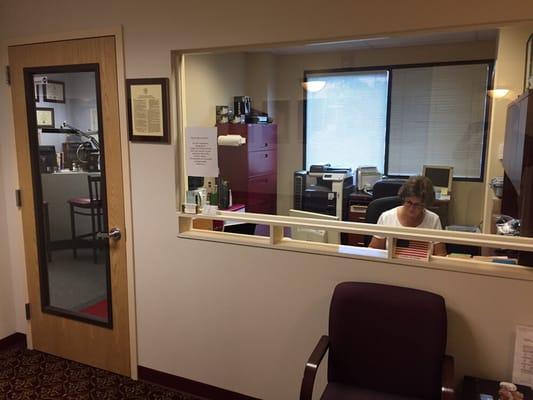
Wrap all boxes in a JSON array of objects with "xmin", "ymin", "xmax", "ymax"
[
  {"xmin": 126, "ymin": 78, "xmax": 170, "ymax": 144},
  {"xmin": 36, "ymin": 107, "xmax": 55, "ymax": 128},
  {"xmin": 43, "ymin": 80, "xmax": 65, "ymax": 103}
]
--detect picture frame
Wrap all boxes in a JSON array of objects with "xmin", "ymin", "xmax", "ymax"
[
  {"xmin": 36, "ymin": 107, "xmax": 55, "ymax": 128},
  {"xmin": 43, "ymin": 80, "xmax": 65, "ymax": 103},
  {"xmin": 525, "ymin": 34, "xmax": 533, "ymax": 91},
  {"xmin": 126, "ymin": 78, "xmax": 170, "ymax": 143}
]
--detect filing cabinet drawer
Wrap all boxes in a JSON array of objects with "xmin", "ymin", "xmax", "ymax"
[
  {"xmin": 247, "ymin": 174, "xmax": 277, "ymax": 214},
  {"xmin": 248, "ymin": 150, "xmax": 276, "ymax": 177},
  {"xmin": 247, "ymin": 124, "xmax": 277, "ymax": 152}
]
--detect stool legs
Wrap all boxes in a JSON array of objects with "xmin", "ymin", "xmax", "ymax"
[
  {"xmin": 90, "ymin": 206, "xmax": 97, "ymax": 264},
  {"xmin": 69, "ymin": 203, "xmax": 77, "ymax": 258}
]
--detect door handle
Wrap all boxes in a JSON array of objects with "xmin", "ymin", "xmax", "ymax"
[{"xmin": 99, "ymin": 227, "xmax": 122, "ymax": 241}]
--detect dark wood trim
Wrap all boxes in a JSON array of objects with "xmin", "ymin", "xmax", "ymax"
[
  {"xmin": 0, "ymin": 332, "xmax": 27, "ymax": 351},
  {"xmin": 138, "ymin": 365, "xmax": 260, "ymax": 400},
  {"xmin": 23, "ymin": 64, "xmax": 113, "ymax": 330}
]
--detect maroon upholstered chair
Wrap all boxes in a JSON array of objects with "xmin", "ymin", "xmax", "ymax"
[{"xmin": 300, "ymin": 282, "xmax": 454, "ymax": 400}]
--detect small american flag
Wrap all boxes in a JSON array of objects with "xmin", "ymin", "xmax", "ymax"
[{"xmin": 393, "ymin": 239, "xmax": 430, "ymax": 261}]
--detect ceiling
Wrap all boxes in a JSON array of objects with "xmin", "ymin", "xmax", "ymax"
[{"xmin": 261, "ymin": 29, "xmax": 498, "ymax": 55}]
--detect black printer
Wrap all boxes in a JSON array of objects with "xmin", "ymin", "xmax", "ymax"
[{"xmin": 293, "ymin": 164, "xmax": 354, "ymax": 220}]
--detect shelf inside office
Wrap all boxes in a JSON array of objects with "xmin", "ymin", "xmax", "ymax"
[{"xmin": 177, "ymin": 211, "xmax": 533, "ymax": 252}]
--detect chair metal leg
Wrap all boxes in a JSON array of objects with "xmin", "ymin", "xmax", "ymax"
[
  {"xmin": 43, "ymin": 202, "xmax": 52, "ymax": 262},
  {"xmin": 69, "ymin": 203, "xmax": 77, "ymax": 258},
  {"xmin": 90, "ymin": 206, "xmax": 97, "ymax": 264}
]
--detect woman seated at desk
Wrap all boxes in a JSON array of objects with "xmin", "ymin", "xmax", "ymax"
[{"xmin": 368, "ymin": 176, "xmax": 447, "ymax": 256}]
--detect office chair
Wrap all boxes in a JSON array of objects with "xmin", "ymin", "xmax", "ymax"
[
  {"xmin": 300, "ymin": 282, "xmax": 454, "ymax": 400},
  {"xmin": 68, "ymin": 175, "xmax": 103, "ymax": 263},
  {"xmin": 371, "ymin": 178, "xmax": 406, "ymax": 200},
  {"xmin": 364, "ymin": 195, "xmax": 402, "ymax": 246}
]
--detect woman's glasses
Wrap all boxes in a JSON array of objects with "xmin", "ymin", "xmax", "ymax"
[{"xmin": 404, "ymin": 200, "xmax": 424, "ymax": 209}]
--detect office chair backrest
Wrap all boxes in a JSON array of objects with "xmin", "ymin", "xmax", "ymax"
[
  {"xmin": 328, "ymin": 282, "xmax": 447, "ymax": 400},
  {"xmin": 371, "ymin": 178, "xmax": 405, "ymax": 200},
  {"xmin": 364, "ymin": 196, "xmax": 402, "ymax": 246}
]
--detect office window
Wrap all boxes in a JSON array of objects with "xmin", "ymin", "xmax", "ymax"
[
  {"xmin": 305, "ymin": 70, "xmax": 389, "ymax": 172},
  {"xmin": 388, "ymin": 63, "xmax": 490, "ymax": 179}
]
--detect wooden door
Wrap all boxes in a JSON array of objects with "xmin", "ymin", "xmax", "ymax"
[{"xmin": 8, "ymin": 36, "xmax": 131, "ymax": 376}]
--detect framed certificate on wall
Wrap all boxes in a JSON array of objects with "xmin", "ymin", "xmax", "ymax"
[
  {"xmin": 36, "ymin": 107, "xmax": 55, "ymax": 128},
  {"xmin": 43, "ymin": 80, "xmax": 65, "ymax": 103},
  {"xmin": 126, "ymin": 78, "xmax": 170, "ymax": 144}
]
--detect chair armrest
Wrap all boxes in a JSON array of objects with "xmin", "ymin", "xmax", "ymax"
[
  {"xmin": 441, "ymin": 354, "xmax": 455, "ymax": 400},
  {"xmin": 300, "ymin": 335, "xmax": 329, "ymax": 400}
]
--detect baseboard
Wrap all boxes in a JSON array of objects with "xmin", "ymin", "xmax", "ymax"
[
  {"xmin": 0, "ymin": 332, "xmax": 27, "ymax": 351},
  {"xmin": 138, "ymin": 365, "xmax": 260, "ymax": 400}
]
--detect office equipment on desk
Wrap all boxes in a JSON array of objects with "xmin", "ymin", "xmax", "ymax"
[
  {"xmin": 293, "ymin": 164, "xmax": 354, "ymax": 221},
  {"xmin": 423, "ymin": 165, "xmax": 453, "ymax": 199},
  {"xmin": 446, "ymin": 225, "xmax": 481, "ymax": 233},
  {"xmin": 461, "ymin": 376, "xmax": 532, "ymax": 400},
  {"xmin": 355, "ymin": 166, "xmax": 382, "ymax": 191},
  {"xmin": 288, "ymin": 209, "xmax": 340, "ymax": 244},
  {"xmin": 38, "ymin": 145, "xmax": 58, "ymax": 173}
]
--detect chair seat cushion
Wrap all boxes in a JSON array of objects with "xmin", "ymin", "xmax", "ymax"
[
  {"xmin": 321, "ymin": 382, "xmax": 422, "ymax": 400},
  {"xmin": 68, "ymin": 197, "xmax": 101, "ymax": 207}
]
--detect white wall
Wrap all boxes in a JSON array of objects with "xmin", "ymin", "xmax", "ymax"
[{"xmin": 2, "ymin": 2, "xmax": 533, "ymax": 399}]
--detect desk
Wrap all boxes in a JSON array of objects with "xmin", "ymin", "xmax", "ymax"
[
  {"xmin": 461, "ymin": 376, "xmax": 532, "ymax": 400},
  {"xmin": 346, "ymin": 191, "xmax": 372, "ymax": 246},
  {"xmin": 192, "ymin": 204, "xmax": 246, "ymax": 231}
]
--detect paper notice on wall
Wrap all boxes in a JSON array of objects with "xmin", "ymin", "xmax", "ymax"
[
  {"xmin": 185, "ymin": 127, "xmax": 219, "ymax": 177},
  {"xmin": 513, "ymin": 325, "xmax": 533, "ymax": 388}
]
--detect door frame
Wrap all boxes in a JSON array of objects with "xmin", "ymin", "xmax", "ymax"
[{"xmin": 6, "ymin": 26, "xmax": 138, "ymax": 378}]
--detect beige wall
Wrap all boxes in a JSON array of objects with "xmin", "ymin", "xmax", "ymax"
[
  {"xmin": 0, "ymin": 151, "xmax": 16, "ymax": 339},
  {"xmin": 183, "ymin": 53, "xmax": 247, "ymax": 127},
  {"xmin": 2, "ymin": 1, "xmax": 533, "ymax": 399}
]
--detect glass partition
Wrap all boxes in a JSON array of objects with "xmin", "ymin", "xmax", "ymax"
[
  {"xmin": 178, "ymin": 26, "xmax": 533, "ymax": 266},
  {"xmin": 28, "ymin": 66, "xmax": 112, "ymax": 326}
]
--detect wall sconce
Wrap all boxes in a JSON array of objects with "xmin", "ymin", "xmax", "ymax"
[
  {"xmin": 487, "ymin": 89, "xmax": 510, "ymax": 99},
  {"xmin": 302, "ymin": 80, "xmax": 326, "ymax": 93}
]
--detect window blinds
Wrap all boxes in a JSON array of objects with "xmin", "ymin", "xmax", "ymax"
[{"xmin": 388, "ymin": 64, "xmax": 489, "ymax": 178}]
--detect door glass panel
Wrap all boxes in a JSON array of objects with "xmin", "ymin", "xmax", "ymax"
[{"xmin": 28, "ymin": 66, "xmax": 112, "ymax": 326}]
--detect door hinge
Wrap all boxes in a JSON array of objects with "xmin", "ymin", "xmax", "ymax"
[
  {"xmin": 15, "ymin": 189, "xmax": 22, "ymax": 208},
  {"xmin": 25, "ymin": 303, "xmax": 30, "ymax": 320},
  {"xmin": 5, "ymin": 65, "xmax": 10, "ymax": 85}
]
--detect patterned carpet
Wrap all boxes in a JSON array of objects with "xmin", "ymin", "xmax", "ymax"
[{"xmin": 0, "ymin": 347, "xmax": 206, "ymax": 399}]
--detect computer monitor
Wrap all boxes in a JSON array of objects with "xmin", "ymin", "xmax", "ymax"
[
  {"xmin": 288, "ymin": 209, "xmax": 340, "ymax": 244},
  {"xmin": 38, "ymin": 145, "xmax": 57, "ymax": 173},
  {"xmin": 422, "ymin": 165, "xmax": 453, "ymax": 194}
]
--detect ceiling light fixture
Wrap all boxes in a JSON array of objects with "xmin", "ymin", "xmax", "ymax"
[
  {"xmin": 487, "ymin": 89, "xmax": 510, "ymax": 99},
  {"xmin": 302, "ymin": 81, "xmax": 326, "ymax": 92}
]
